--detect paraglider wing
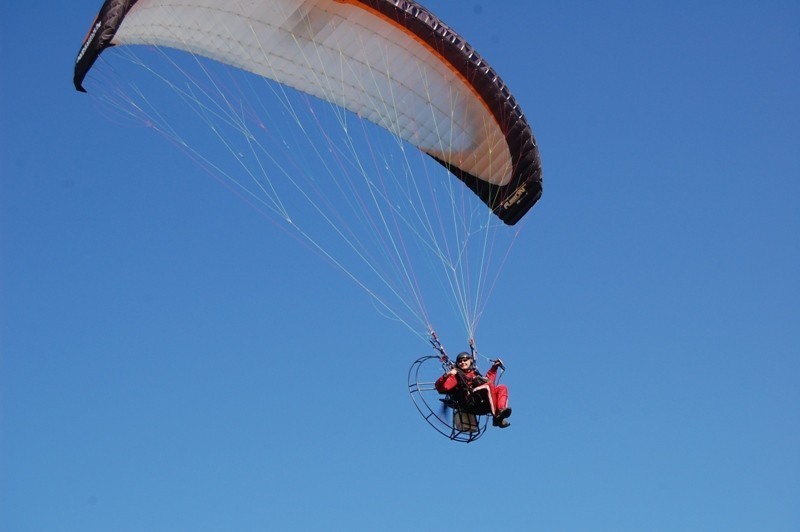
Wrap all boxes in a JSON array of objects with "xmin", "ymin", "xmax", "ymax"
[{"xmin": 74, "ymin": 0, "xmax": 542, "ymax": 224}]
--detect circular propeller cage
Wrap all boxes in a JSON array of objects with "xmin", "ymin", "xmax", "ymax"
[{"xmin": 408, "ymin": 355, "xmax": 488, "ymax": 443}]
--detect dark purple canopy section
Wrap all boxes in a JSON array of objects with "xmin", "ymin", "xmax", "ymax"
[{"xmin": 74, "ymin": 0, "xmax": 136, "ymax": 93}]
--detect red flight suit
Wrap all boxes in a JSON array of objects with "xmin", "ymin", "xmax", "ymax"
[{"xmin": 435, "ymin": 364, "xmax": 508, "ymax": 416}]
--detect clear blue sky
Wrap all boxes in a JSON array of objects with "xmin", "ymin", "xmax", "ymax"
[{"xmin": 2, "ymin": 1, "xmax": 799, "ymax": 530}]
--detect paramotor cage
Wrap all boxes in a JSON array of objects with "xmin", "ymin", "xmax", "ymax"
[{"xmin": 408, "ymin": 355, "xmax": 488, "ymax": 443}]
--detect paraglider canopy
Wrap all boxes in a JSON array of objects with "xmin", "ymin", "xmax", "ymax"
[{"xmin": 74, "ymin": 0, "xmax": 542, "ymax": 224}]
